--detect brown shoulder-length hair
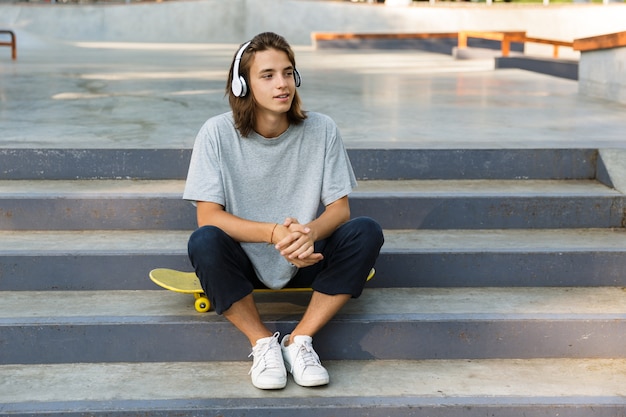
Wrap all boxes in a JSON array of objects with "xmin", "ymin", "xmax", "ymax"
[{"xmin": 226, "ymin": 32, "xmax": 307, "ymax": 137}]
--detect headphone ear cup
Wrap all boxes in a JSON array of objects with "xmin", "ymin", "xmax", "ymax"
[
  {"xmin": 231, "ymin": 75, "xmax": 248, "ymax": 97},
  {"xmin": 231, "ymin": 78, "xmax": 241, "ymax": 97},
  {"xmin": 294, "ymin": 69, "xmax": 302, "ymax": 87},
  {"xmin": 238, "ymin": 76, "xmax": 247, "ymax": 97}
]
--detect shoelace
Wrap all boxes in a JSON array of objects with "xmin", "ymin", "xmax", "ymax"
[
  {"xmin": 293, "ymin": 339, "xmax": 322, "ymax": 371},
  {"xmin": 248, "ymin": 332, "xmax": 282, "ymax": 375}
]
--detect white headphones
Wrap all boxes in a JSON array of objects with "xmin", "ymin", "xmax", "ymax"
[
  {"xmin": 230, "ymin": 40, "xmax": 302, "ymax": 98},
  {"xmin": 231, "ymin": 41, "xmax": 251, "ymax": 97}
]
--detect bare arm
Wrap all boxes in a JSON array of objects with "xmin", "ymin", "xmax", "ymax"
[
  {"xmin": 197, "ymin": 196, "xmax": 350, "ymax": 268},
  {"xmin": 196, "ymin": 201, "xmax": 277, "ymax": 244},
  {"xmin": 305, "ymin": 195, "xmax": 351, "ymax": 242}
]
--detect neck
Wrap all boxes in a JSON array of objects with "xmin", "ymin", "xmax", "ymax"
[{"xmin": 254, "ymin": 114, "xmax": 289, "ymax": 139}]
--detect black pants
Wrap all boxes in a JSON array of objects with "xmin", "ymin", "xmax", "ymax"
[{"xmin": 187, "ymin": 217, "xmax": 384, "ymax": 314}]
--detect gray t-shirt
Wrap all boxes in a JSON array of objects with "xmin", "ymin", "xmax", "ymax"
[{"xmin": 183, "ymin": 111, "xmax": 357, "ymax": 289}]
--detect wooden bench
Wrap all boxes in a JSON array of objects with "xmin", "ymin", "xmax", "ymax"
[
  {"xmin": 457, "ymin": 31, "xmax": 527, "ymax": 57},
  {"xmin": 0, "ymin": 30, "xmax": 16, "ymax": 60},
  {"xmin": 311, "ymin": 30, "xmax": 574, "ymax": 59},
  {"xmin": 311, "ymin": 31, "xmax": 458, "ymax": 48},
  {"xmin": 523, "ymin": 36, "xmax": 574, "ymax": 59},
  {"xmin": 458, "ymin": 31, "xmax": 573, "ymax": 58},
  {"xmin": 312, "ymin": 32, "xmax": 458, "ymax": 42},
  {"xmin": 573, "ymin": 31, "xmax": 626, "ymax": 52}
]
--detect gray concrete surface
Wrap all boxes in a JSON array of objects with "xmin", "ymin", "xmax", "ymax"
[
  {"xmin": 1, "ymin": 178, "xmax": 624, "ymax": 231},
  {"xmin": 579, "ymin": 46, "xmax": 626, "ymax": 104},
  {"xmin": 599, "ymin": 149, "xmax": 626, "ymax": 192},
  {"xmin": 2, "ymin": 359, "xmax": 626, "ymax": 406},
  {"xmin": 2, "ymin": 32, "xmax": 626, "ymax": 415},
  {"xmin": 2, "ymin": 0, "xmax": 626, "ymax": 50},
  {"xmin": 1, "ymin": 39, "xmax": 625, "ymax": 151},
  {"xmin": 4, "ymin": 228, "xmax": 626, "ymax": 254},
  {"xmin": 3, "ymin": 226, "xmax": 626, "ymax": 291},
  {"xmin": 2, "ymin": 285, "xmax": 626, "ymax": 362},
  {"xmin": 3, "ymin": 287, "xmax": 626, "ymax": 319}
]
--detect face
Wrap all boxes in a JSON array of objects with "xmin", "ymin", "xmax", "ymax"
[{"xmin": 248, "ymin": 48, "xmax": 296, "ymax": 119}]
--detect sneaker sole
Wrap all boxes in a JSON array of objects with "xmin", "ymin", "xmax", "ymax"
[
  {"xmin": 252, "ymin": 379, "xmax": 287, "ymax": 390},
  {"xmin": 292, "ymin": 376, "xmax": 330, "ymax": 387}
]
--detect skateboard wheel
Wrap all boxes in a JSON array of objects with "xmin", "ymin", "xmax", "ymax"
[{"xmin": 195, "ymin": 296, "xmax": 211, "ymax": 313}]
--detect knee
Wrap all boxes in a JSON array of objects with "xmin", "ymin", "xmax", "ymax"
[
  {"xmin": 353, "ymin": 217, "xmax": 384, "ymax": 241},
  {"xmin": 346, "ymin": 217, "xmax": 384, "ymax": 250},
  {"xmin": 188, "ymin": 225, "xmax": 226, "ymax": 257}
]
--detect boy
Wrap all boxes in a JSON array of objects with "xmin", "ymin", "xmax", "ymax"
[{"xmin": 184, "ymin": 32, "xmax": 383, "ymax": 389}]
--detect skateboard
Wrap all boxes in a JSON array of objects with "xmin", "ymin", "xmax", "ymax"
[{"xmin": 149, "ymin": 267, "xmax": 375, "ymax": 313}]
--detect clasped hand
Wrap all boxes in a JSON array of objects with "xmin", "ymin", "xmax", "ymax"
[{"xmin": 273, "ymin": 217, "xmax": 323, "ymax": 268}]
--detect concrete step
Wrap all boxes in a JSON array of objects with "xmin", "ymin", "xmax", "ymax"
[
  {"xmin": 356, "ymin": 179, "xmax": 625, "ymax": 229},
  {"xmin": 2, "ymin": 228, "xmax": 626, "ymax": 291},
  {"xmin": 2, "ymin": 287, "xmax": 625, "ymax": 364},
  {"xmin": 1, "ymin": 179, "xmax": 624, "ymax": 230},
  {"xmin": 2, "ymin": 359, "xmax": 626, "ymax": 416},
  {"xmin": 0, "ymin": 148, "xmax": 600, "ymax": 180}
]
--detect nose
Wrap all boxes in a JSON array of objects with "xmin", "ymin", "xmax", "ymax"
[{"xmin": 276, "ymin": 73, "xmax": 290, "ymax": 89}]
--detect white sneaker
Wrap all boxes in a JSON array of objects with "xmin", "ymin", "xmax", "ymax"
[
  {"xmin": 248, "ymin": 332, "xmax": 287, "ymax": 389},
  {"xmin": 281, "ymin": 334, "xmax": 329, "ymax": 387}
]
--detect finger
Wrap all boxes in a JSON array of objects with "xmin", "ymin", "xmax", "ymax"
[
  {"xmin": 281, "ymin": 238, "xmax": 308, "ymax": 258},
  {"xmin": 289, "ymin": 253, "xmax": 323, "ymax": 268},
  {"xmin": 283, "ymin": 217, "xmax": 299, "ymax": 227},
  {"xmin": 275, "ymin": 231, "xmax": 300, "ymax": 250},
  {"xmin": 286, "ymin": 234, "xmax": 314, "ymax": 258},
  {"xmin": 287, "ymin": 223, "xmax": 308, "ymax": 234},
  {"xmin": 297, "ymin": 244, "xmax": 315, "ymax": 259},
  {"xmin": 297, "ymin": 253, "xmax": 324, "ymax": 266}
]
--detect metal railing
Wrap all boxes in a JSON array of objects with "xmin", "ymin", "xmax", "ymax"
[{"xmin": 0, "ymin": 30, "xmax": 16, "ymax": 60}]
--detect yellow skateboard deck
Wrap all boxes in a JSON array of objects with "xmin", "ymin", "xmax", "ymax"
[{"xmin": 149, "ymin": 267, "xmax": 375, "ymax": 313}]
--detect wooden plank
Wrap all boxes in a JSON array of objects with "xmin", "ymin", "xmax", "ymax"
[
  {"xmin": 524, "ymin": 37, "xmax": 573, "ymax": 59},
  {"xmin": 460, "ymin": 31, "xmax": 526, "ymax": 42},
  {"xmin": 573, "ymin": 31, "xmax": 626, "ymax": 52},
  {"xmin": 311, "ymin": 30, "xmax": 581, "ymax": 60},
  {"xmin": 524, "ymin": 37, "xmax": 573, "ymax": 48},
  {"xmin": 311, "ymin": 32, "xmax": 458, "ymax": 41},
  {"xmin": 458, "ymin": 31, "xmax": 526, "ymax": 57}
]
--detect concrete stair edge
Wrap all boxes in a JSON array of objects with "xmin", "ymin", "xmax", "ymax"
[
  {"xmin": 2, "ymin": 228, "xmax": 626, "ymax": 290},
  {"xmin": 2, "ymin": 359, "xmax": 626, "ymax": 416},
  {"xmin": 1, "ymin": 179, "xmax": 624, "ymax": 230},
  {"xmin": 2, "ymin": 288, "xmax": 626, "ymax": 363},
  {"xmin": 0, "ymin": 148, "xmax": 600, "ymax": 181}
]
